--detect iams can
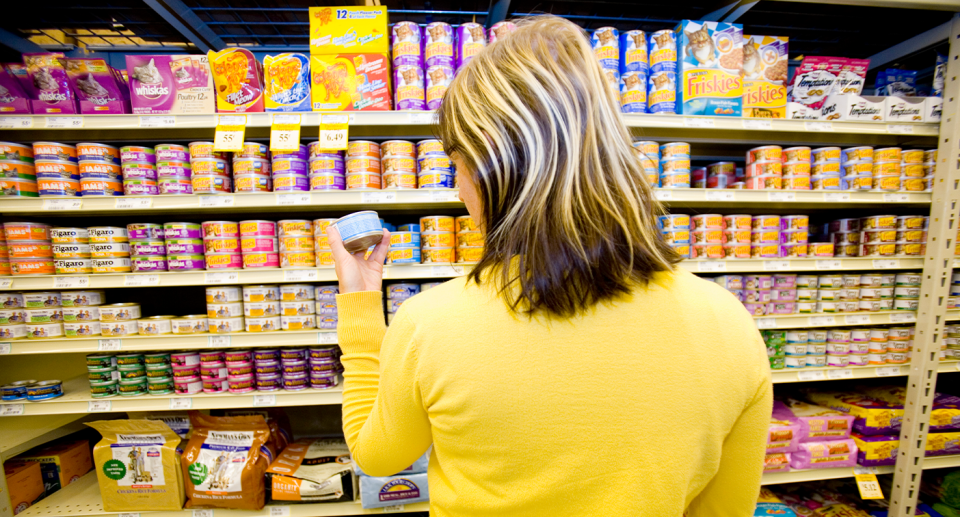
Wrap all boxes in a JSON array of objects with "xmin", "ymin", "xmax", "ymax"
[{"xmin": 34, "ymin": 142, "xmax": 77, "ymax": 163}]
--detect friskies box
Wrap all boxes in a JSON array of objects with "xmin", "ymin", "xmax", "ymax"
[
  {"xmin": 742, "ymin": 36, "xmax": 788, "ymax": 118},
  {"xmin": 675, "ymin": 20, "xmax": 743, "ymax": 117}
]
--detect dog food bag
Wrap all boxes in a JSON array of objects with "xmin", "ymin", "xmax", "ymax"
[
  {"xmin": 782, "ymin": 398, "xmax": 854, "ymax": 443},
  {"xmin": 265, "ymin": 438, "xmax": 355, "ymax": 503},
  {"xmin": 87, "ymin": 420, "xmax": 185, "ymax": 512},
  {"xmin": 220, "ymin": 408, "xmax": 293, "ymax": 456},
  {"xmin": 359, "ymin": 473, "xmax": 429, "ymax": 509},
  {"xmin": 803, "ymin": 390, "xmax": 903, "ymax": 436},
  {"xmin": 182, "ymin": 413, "xmax": 270, "ymax": 510},
  {"xmin": 767, "ymin": 400, "xmax": 801, "ymax": 453}
]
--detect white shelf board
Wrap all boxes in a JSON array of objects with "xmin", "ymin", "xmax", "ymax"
[
  {"xmin": 939, "ymin": 360, "xmax": 960, "ymax": 372},
  {"xmin": 946, "ymin": 310, "xmax": 959, "ymax": 320},
  {"xmin": 771, "ymin": 365, "xmax": 908, "ymax": 384},
  {"xmin": 754, "ymin": 310, "xmax": 917, "ymax": 330},
  {"xmin": 682, "ymin": 257, "xmax": 923, "ymax": 274},
  {"xmin": 16, "ymin": 473, "xmax": 428, "ymax": 517},
  {"xmin": 0, "ymin": 375, "xmax": 342, "ymax": 416},
  {"xmin": 761, "ymin": 465, "xmax": 895, "ymax": 485},
  {"xmin": 921, "ymin": 455, "xmax": 960, "ymax": 470},
  {"xmin": 0, "ymin": 414, "xmax": 94, "ymax": 459},
  {"xmin": 2, "ymin": 330, "xmax": 337, "ymax": 355}
]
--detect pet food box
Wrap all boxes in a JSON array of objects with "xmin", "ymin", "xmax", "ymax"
[
  {"xmin": 309, "ymin": 6, "xmax": 388, "ymax": 55},
  {"xmin": 674, "ymin": 20, "xmax": 743, "ymax": 117},
  {"xmin": 787, "ymin": 102, "xmax": 820, "ymax": 120},
  {"xmin": 885, "ymin": 96, "xmax": 925, "ymax": 122},
  {"xmin": 742, "ymin": 35, "xmax": 788, "ymax": 118},
  {"xmin": 65, "ymin": 58, "xmax": 130, "ymax": 115},
  {"xmin": 125, "ymin": 55, "xmax": 215, "ymax": 115},
  {"xmin": 3, "ymin": 461, "xmax": 46, "ymax": 514},
  {"xmin": 819, "ymin": 93, "xmax": 885, "ymax": 121},
  {"xmin": 208, "ymin": 48, "xmax": 265, "ymax": 113},
  {"xmin": 16, "ymin": 439, "xmax": 92, "ymax": 495},
  {"xmin": 310, "ymin": 54, "xmax": 391, "ymax": 111},
  {"xmin": 263, "ymin": 53, "xmax": 312, "ymax": 112},
  {"xmin": 925, "ymin": 96, "xmax": 943, "ymax": 122}
]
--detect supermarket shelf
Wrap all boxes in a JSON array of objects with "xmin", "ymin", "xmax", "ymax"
[
  {"xmin": 2, "ymin": 330, "xmax": 337, "ymax": 355},
  {"xmin": 0, "ymin": 264, "xmax": 467, "ymax": 291},
  {"xmin": 0, "ymin": 414, "xmax": 94, "ymax": 459},
  {"xmin": 0, "ymin": 375, "xmax": 342, "ymax": 416},
  {"xmin": 763, "ymin": 0, "xmax": 960, "ymax": 11},
  {"xmin": 761, "ymin": 465, "xmax": 896, "ymax": 485},
  {"xmin": 17, "ymin": 473, "xmax": 429, "ymax": 517},
  {"xmin": 947, "ymin": 310, "xmax": 959, "ymax": 320},
  {"xmin": 681, "ymin": 258, "xmax": 923, "ymax": 274},
  {"xmin": 754, "ymin": 310, "xmax": 917, "ymax": 329},
  {"xmin": 939, "ymin": 360, "xmax": 960, "ymax": 372},
  {"xmin": 921, "ymin": 455, "xmax": 960, "ymax": 470},
  {"xmin": 771, "ymin": 365, "xmax": 908, "ymax": 384}
]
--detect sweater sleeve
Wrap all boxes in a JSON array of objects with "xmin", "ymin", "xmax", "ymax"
[{"xmin": 336, "ymin": 291, "xmax": 432, "ymax": 477}]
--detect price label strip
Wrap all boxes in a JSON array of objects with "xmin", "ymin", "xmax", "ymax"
[
  {"xmin": 854, "ymin": 469, "xmax": 884, "ymax": 500},
  {"xmin": 270, "ymin": 114, "xmax": 301, "ymax": 151},
  {"xmin": 214, "ymin": 115, "xmax": 246, "ymax": 152},
  {"xmin": 318, "ymin": 114, "xmax": 349, "ymax": 151}
]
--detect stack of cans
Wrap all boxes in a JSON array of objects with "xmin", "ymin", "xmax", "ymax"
[
  {"xmin": 1, "ymin": 141, "xmax": 37, "ymax": 197},
  {"xmin": 647, "ymin": 30, "xmax": 677, "ymax": 114},
  {"xmin": 63, "ymin": 290, "xmax": 104, "ymax": 338},
  {"xmin": 900, "ymin": 148, "xmax": 928, "ymax": 192},
  {"xmin": 920, "ymin": 149, "xmax": 937, "ymax": 191},
  {"xmin": 145, "ymin": 352, "xmax": 173, "ymax": 395},
  {"xmin": 307, "ymin": 142, "xmax": 345, "ymax": 191},
  {"xmin": 240, "ymin": 219, "xmax": 279, "ymax": 269},
  {"xmin": 51, "ymin": 226, "xmax": 89, "ymax": 274},
  {"xmin": 316, "ymin": 285, "xmax": 339, "ymax": 330},
  {"xmin": 314, "ymin": 218, "xmax": 336, "ymax": 266},
  {"xmin": 189, "ymin": 141, "xmax": 231, "ymax": 194},
  {"xmin": 100, "ymin": 302, "xmax": 142, "ymax": 337},
  {"xmin": 116, "ymin": 353, "xmax": 148, "ymax": 397},
  {"xmin": 633, "ymin": 141, "xmax": 660, "ymax": 187},
  {"xmin": 381, "ymin": 140, "xmax": 418, "ymax": 190},
  {"xmin": 233, "ymin": 142, "xmax": 271, "ymax": 193},
  {"xmin": 280, "ymin": 284, "xmax": 315, "ymax": 331},
  {"xmin": 272, "ymin": 144, "xmax": 308, "ymax": 192},
  {"xmin": 307, "ymin": 346, "xmax": 341, "ymax": 389},
  {"xmin": 206, "ymin": 285, "xmax": 243, "ymax": 326},
  {"xmin": 279, "ymin": 220, "xmax": 315, "ymax": 268},
  {"xmin": 417, "ymin": 139, "xmax": 455, "ymax": 189},
  {"xmin": 424, "ymin": 22, "xmax": 455, "ymax": 110},
  {"xmin": 127, "ymin": 223, "xmax": 166, "ymax": 272},
  {"xmin": 155, "ymin": 144, "xmax": 192, "ymax": 195},
  {"xmin": 745, "ymin": 147, "xmax": 783, "ymax": 190},
  {"xmin": 690, "ymin": 214, "xmax": 723, "ymax": 259},
  {"xmin": 163, "ymin": 222, "xmax": 205, "ymax": 271},
  {"xmin": 118, "ymin": 144, "xmax": 156, "ymax": 196},
  {"xmin": 722, "ymin": 214, "xmax": 751, "ymax": 259},
  {"xmin": 387, "ymin": 224, "xmax": 422, "ymax": 264},
  {"xmin": 456, "ymin": 215, "xmax": 482, "ymax": 264},
  {"xmin": 386, "ymin": 282, "xmax": 420, "ymax": 325},
  {"xmin": 591, "ymin": 28, "xmax": 620, "ymax": 96},
  {"xmin": 420, "ymin": 215, "xmax": 456, "ymax": 263},
  {"xmin": 36, "ymin": 144, "xmax": 79, "ymax": 197},
  {"xmin": 202, "ymin": 220, "xmax": 242, "ymax": 270},
  {"xmin": 0, "ymin": 227, "xmax": 7, "ymax": 275},
  {"xmin": 242, "ymin": 284, "xmax": 280, "ymax": 332},
  {"xmin": 254, "ymin": 348, "xmax": 280, "ymax": 391},
  {"xmin": 200, "ymin": 350, "xmax": 228, "ymax": 394},
  {"xmin": 347, "ymin": 141, "xmax": 381, "ymax": 190},
  {"xmin": 619, "ymin": 30, "xmax": 648, "ymax": 114},
  {"xmin": 87, "ymin": 353, "xmax": 120, "ymax": 398},
  {"xmin": 660, "ymin": 142, "xmax": 690, "ymax": 189},
  {"xmin": 870, "ymin": 147, "xmax": 902, "ymax": 192},
  {"xmin": 659, "ymin": 214, "xmax": 691, "ymax": 258},
  {"xmin": 455, "ymin": 22, "xmax": 487, "ymax": 72},
  {"xmin": 392, "ymin": 21, "xmax": 427, "ymax": 111},
  {"xmin": 280, "ymin": 348, "xmax": 309, "ymax": 391},
  {"xmin": 89, "ymin": 226, "xmax": 131, "ymax": 273},
  {"xmin": 224, "ymin": 349, "xmax": 254, "ymax": 394}
]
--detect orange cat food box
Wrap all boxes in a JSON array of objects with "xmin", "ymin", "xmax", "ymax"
[
  {"xmin": 675, "ymin": 20, "xmax": 743, "ymax": 117},
  {"xmin": 742, "ymin": 36, "xmax": 788, "ymax": 118},
  {"xmin": 309, "ymin": 6, "xmax": 388, "ymax": 54},
  {"xmin": 207, "ymin": 48, "xmax": 265, "ymax": 112},
  {"xmin": 310, "ymin": 54, "xmax": 391, "ymax": 111}
]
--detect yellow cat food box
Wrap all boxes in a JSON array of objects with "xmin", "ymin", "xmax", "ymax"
[
  {"xmin": 309, "ymin": 7, "xmax": 389, "ymax": 55},
  {"xmin": 310, "ymin": 54, "xmax": 391, "ymax": 111},
  {"xmin": 675, "ymin": 20, "xmax": 743, "ymax": 116},
  {"xmin": 742, "ymin": 35, "xmax": 788, "ymax": 118}
]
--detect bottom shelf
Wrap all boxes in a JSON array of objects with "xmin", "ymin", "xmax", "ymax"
[
  {"xmin": 18, "ymin": 473, "xmax": 429, "ymax": 517},
  {"xmin": 921, "ymin": 454, "xmax": 960, "ymax": 470},
  {"xmin": 761, "ymin": 466, "xmax": 895, "ymax": 486}
]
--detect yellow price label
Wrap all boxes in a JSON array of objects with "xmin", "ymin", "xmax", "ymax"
[
  {"xmin": 214, "ymin": 115, "xmax": 246, "ymax": 152},
  {"xmin": 854, "ymin": 473, "xmax": 884, "ymax": 500},
  {"xmin": 318, "ymin": 114, "xmax": 349, "ymax": 151},
  {"xmin": 270, "ymin": 114, "xmax": 301, "ymax": 152}
]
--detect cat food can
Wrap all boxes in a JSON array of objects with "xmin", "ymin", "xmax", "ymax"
[
  {"xmin": 647, "ymin": 71, "xmax": 676, "ymax": 113},
  {"xmin": 129, "ymin": 240, "xmax": 165, "ymax": 256},
  {"xmin": 26, "ymin": 380, "xmax": 63, "ymax": 401},
  {"xmin": 203, "ymin": 238, "xmax": 241, "ymax": 254},
  {"xmin": 241, "ymin": 237, "xmax": 279, "ymax": 253},
  {"xmin": 79, "ymin": 178, "xmax": 122, "ymax": 196},
  {"xmin": 280, "ymin": 252, "xmax": 315, "ymax": 268},
  {"xmin": 659, "ymin": 144, "xmax": 690, "ymax": 161},
  {"xmin": 208, "ymin": 303, "xmax": 243, "ymax": 319},
  {"xmin": 25, "ymin": 307, "xmax": 62, "ymax": 323},
  {"xmin": 281, "ymin": 314, "xmax": 316, "ymax": 330},
  {"xmin": 649, "ymin": 30, "xmax": 676, "ymax": 72},
  {"xmin": 201, "ymin": 366, "xmax": 227, "ymax": 381},
  {"xmin": 0, "ymin": 308, "xmax": 26, "ymax": 324},
  {"xmin": 273, "ymin": 158, "xmax": 308, "ymax": 177},
  {"xmin": 387, "ymin": 247, "xmax": 421, "ymax": 264},
  {"xmin": 192, "ymin": 175, "xmax": 232, "ymax": 193},
  {"xmin": 138, "ymin": 316, "xmax": 174, "ymax": 335},
  {"xmin": 165, "ymin": 254, "xmax": 205, "ymax": 271},
  {"xmin": 347, "ymin": 140, "xmax": 381, "ymax": 158},
  {"xmin": 34, "ymin": 142, "xmax": 77, "ymax": 163},
  {"xmin": 126, "ymin": 223, "xmax": 163, "ymax": 241},
  {"xmin": 277, "ymin": 219, "xmax": 312, "ymax": 236},
  {"xmin": 309, "ymin": 172, "xmax": 346, "ymax": 190},
  {"xmin": 49, "ymin": 227, "xmax": 88, "ymax": 243},
  {"xmin": 418, "ymin": 172, "xmax": 455, "ymax": 189},
  {"xmin": 746, "ymin": 146, "xmax": 782, "ymax": 164},
  {"xmin": 0, "ymin": 178, "xmax": 38, "ymax": 197},
  {"xmin": 0, "ymin": 143, "xmax": 34, "ymax": 163},
  {"xmin": 119, "ymin": 146, "xmax": 155, "ymax": 163},
  {"xmin": 154, "ymin": 144, "xmax": 189, "ymax": 162},
  {"xmin": 243, "ymin": 285, "xmax": 281, "ymax": 303},
  {"xmin": 121, "ymin": 162, "xmax": 157, "ymax": 181},
  {"xmin": 158, "ymin": 177, "xmax": 193, "ymax": 195},
  {"xmin": 244, "ymin": 316, "xmax": 280, "ymax": 332},
  {"xmin": 200, "ymin": 378, "xmax": 227, "ymax": 393},
  {"xmin": 423, "ymin": 248, "xmax": 456, "ymax": 263},
  {"xmin": 156, "ymin": 161, "xmax": 192, "ymax": 179},
  {"xmin": 173, "ymin": 378, "xmax": 202, "ymax": 395},
  {"xmin": 163, "ymin": 239, "xmax": 203, "ymax": 255},
  {"xmin": 206, "ymin": 287, "xmax": 241, "ymax": 304},
  {"xmin": 37, "ymin": 176, "xmax": 80, "ymax": 197},
  {"xmin": 335, "ymin": 211, "xmax": 384, "ymax": 253},
  {"xmin": 234, "ymin": 175, "xmax": 271, "ymax": 193},
  {"xmin": 273, "ymin": 174, "xmax": 310, "ymax": 192},
  {"xmin": 90, "ymin": 242, "xmax": 130, "ymax": 258},
  {"xmin": 235, "ymin": 142, "xmax": 268, "ymax": 159},
  {"xmin": 241, "ymin": 251, "xmax": 280, "ymax": 269},
  {"xmin": 65, "ymin": 321, "xmax": 99, "ymax": 337},
  {"xmin": 202, "ymin": 221, "xmax": 240, "ymax": 239},
  {"xmin": 26, "ymin": 322, "xmax": 63, "ymax": 339},
  {"xmin": 163, "ymin": 222, "xmax": 203, "ymax": 240},
  {"xmin": 88, "ymin": 226, "xmax": 128, "ymax": 243},
  {"xmin": 92, "ymin": 257, "xmax": 131, "ymax": 273},
  {"xmin": 5, "ymin": 222, "xmax": 49, "ymax": 241},
  {"xmin": 233, "ymin": 157, "xmax": 271, "ymax": 176},
  {"xmin": 172, "ymin": 315, "xmax": 208, "ymax": 334},
  {"xmin": 238, "ymin": 220, "xmax": 275, "ymax": 237},
  {"xmin": 56, "ymin": 258, "xmax": 92, "ymax": 273},
  {"xmin": 10, "ymin": 258, "xmax": 54, "ymax": 275},
  {"xmin": 100, "ymin": 303, "xmax": 141, "ymax": 323},
  {"xmin": 10, "ymin": 241, "xmax": 53, "ymax": 258}
]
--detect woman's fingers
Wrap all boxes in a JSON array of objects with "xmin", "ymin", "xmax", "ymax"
[
  {"xmin": 369, "ymin": 229, "xmax": 391, "ymax": 265},
  {"xmin": 325, "ymin": 225, "xmax": 354, "ymax": 263}
]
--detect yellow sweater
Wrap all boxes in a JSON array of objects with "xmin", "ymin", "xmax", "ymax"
[{"xmin": 338, "ymin": 268, "xmax": 772, "ymax": 516}]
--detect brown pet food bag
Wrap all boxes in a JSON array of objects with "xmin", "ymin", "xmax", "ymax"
[
  {"xmin": 87, "ymin": 420, "xmax": 185, "ymax": 512},
  {"xmin": 181, "ymin": 412, "xmax": 270, "ymax": 510}
]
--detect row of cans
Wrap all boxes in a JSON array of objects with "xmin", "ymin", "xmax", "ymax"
[
  {"xmin": 746, "ymin": 146, "xmax": 936, "ymax": 166},
  {"xmin": 390, "ymin": 20, "xmax": 513, "ymax": 72},
  {"xmin": 714, "ymin": 273, "xmax": 921, "ymax": 290}
]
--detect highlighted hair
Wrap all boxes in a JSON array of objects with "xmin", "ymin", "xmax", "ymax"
[{"xmin": 437, "ymin": 15, "xmax": 680, "ymax": 317}]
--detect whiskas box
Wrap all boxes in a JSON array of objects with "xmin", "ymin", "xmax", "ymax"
[
  {"xmin": 742, "ymin": 35, "xmax": 787, "ymax": 118},
  {"xmin": 309, "ymin": 6, "xmax": 388, "ymax": 55},
  {"xmin": 675, "ymin": 20, "xmax": 743, "ymax": 117},
  {"xmin": 65, "ymin": 58, "xmax": 130, "ymax": 114},
  {"xmin": 208, "ymin": 48, "xmax": 265, "ymax": 112},
  {"xmin": 264, "ymin": 53, "xmax": 311, "ymax": 112},
  {"xmin": 310, "ymin": 54, "xmax": 390, "ymax": 111},
  {"xmin": 23, "ymin": 53, "xmax": 79, "ymax": 114},
  {"xmin": 125, "ymin": 55, "xmax": 215, "ymax": 114}
]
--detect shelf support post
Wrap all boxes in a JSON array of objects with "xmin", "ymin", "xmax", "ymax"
[{"xmin": 888, "ymin": 12, "xmax": 960, "ymax": 517}]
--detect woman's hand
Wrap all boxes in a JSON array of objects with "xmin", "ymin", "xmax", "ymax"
[{"xmin": 326, "ymin": 226, "xmax": 392, "ymax": 294}]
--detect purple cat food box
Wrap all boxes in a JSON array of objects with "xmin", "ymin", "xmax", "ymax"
[
  {"xmin": 394, "ymin": 64, "xmax": 426, "ymax": 111},
  {"xmin": 125, "ymin": 54, "xmax": 215, "ymax": 114},
  {"xmin": 66, "ymin": 58, "xmax": 130, "ymax": 114},
  {"xmin": 23, "ymin": 53, "xmax": 79, "ymax": 114},
  {"xmin": 455, "ymin": 23, "xmax": 487, "ymax": 71},
  {"xmin": 0, "ymin": 68, "xmax": 31, "ymax": 114}
]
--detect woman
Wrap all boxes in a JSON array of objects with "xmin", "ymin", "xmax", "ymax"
[{"xmin": 328, "ymin": 15, "xmax": 771, "ymax": 516}]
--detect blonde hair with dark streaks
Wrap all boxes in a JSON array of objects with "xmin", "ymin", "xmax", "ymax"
[{"xmin": 437, "ymin": 15, "xmax": 680, "ymax": 317}]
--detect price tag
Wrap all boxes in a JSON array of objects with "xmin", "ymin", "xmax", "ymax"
[
  {"xmin": 845, "ymin": 315, "xmax": 871, "ymax": 325},
  {"xmin": 119, "ymin": 512, "xmax": 141, "ymax": 517},
  {"xmin": 816, "ymin": 260, "xmax": 842, "ymax": 270},
  {"xmin": 199, "ymin": 195, "xmax": 234, "ymax": 208},
  {"xmin": 876, "ymin": 366, "xmax": 901, "ymax": 377},
  {"xmin": 891, "ymin": 312, "xmax": 916, "ymax": 323},
  {"xmin": 755, "ymin": 318, "xmax": 777, "ymax": 329},
  {"xmin": 683, "ymin": 117, "xmax": 715, "ymax": 128},
  {"xmin": 705, "ymin": 191, "xmax": 735, "ymax": 201},
  {"xmin": 42, "ymin": 199, "xmax": 82, "ymax": 211},
  {"xmin": 798, "ymin": 370, "xmax": 826, "ymax": 381},
  {"xmin": 0, "ymin": 343, "xmax": 10, "ymax": 355},
  {"xmin": 827, "ymin": 369, "xmax": 853, "ymax": 379},
  {"xmin": 743, "ymin": 119, "xmax": 772, "ymax": 130},
  {"xmin": 253, "ymin": 394, "xmax": 276, "ymax": 407},
  {"xmin": 382, "ymin": 506, "xmax": 406, "ymax": 513},
  {"xmin": 277, "ymin": 193, "xmax": 311, "ymax": 206},
  {"xmin": 53, "ymin": 276, "xmax": 89, "ymax": 289},
  {"xmin": 284, "ymin": 270, "xmax": 318, "ymax": 282},
  {"xmin": 768, "ymin": 192, "xmax": 796, "ymax": 202},
  {"xmin": 0, "ymin": 404, "xmax": 23, "ymax": 416},
  {"xmin": 139, "ymin": 116, "xmax": 175, "ymax": 127},
  {"xmin": 205, "ymin": 272, "xmax": 239, "ymax": 284},
  {"xmin": 209, "ymin": 335, "xmax": 231, "ymax": 347},
  {"xmin": 872, "ymin": 259, "xmax": 900, "ymax": 269},
  {"xmin": 361, "ymin": 191, "xmax": 397, "ymax": 204},
  {"xmin": 854, "ymin": 471, "xmax": 884, "ymax": 500},
  {"xmin": 764, "ymin": 261, "xmax": 790, "ymax": 271},
  {"xmin": 213, "ymin": 115, "xmax": 246, "ymax": 152},
  {"xmin": 824, "ymin": 193, "xmax": 850, "ymax": 202},
  {"xmin": 193, "ymin": 510, "xmax": 214, "ymax": 517},
  {"xmin": 654, "ymin": 190, "xmax": 673, "ymax": 200},
  {"xmin": 318, "ymin": 114, "xmax": 349, "ymax": 151},
  {"xmin": 88, "ymin": 400, "xmax": 112, "ymax": 412},
  {"xmin": 98, "ymin": 339, "xmax": 121, "ymax": 351},
  {"xmin": 431, "ymin": 265, "xmax": 464, "ymax": 277},
  {"xmin": 317, "ymin": 332, "xmax": 338, "ymax": 344},
  {"xmin": 269, "ymin": 507, "xmax": 290, "ymax": 517},
  {"xmin": 0, "ymin": 278, "xmax": 11, "ymax": 289},
  {"xmin": 116, "ymin": 198, "xmax": 153, "ymax": 209},
  {"xmin": 430, "ymin": 190, "xmax": 461, "ymax": 202},
  {"xmin": 811, "ymin": 316, "xmax": 836, "ymax": 326},
  {"xmin": 270, "ymin": 114, "xmax": 301, "ymax": 151},
  {"xmin": 805, "ymin": 122, "xmax": 833, "ymax": 132},
  {"xmin": 887, "ymin": 124, "xmax": 914, "ymax": 134},
  {"xmin": 0, "ymin": 116, "xmax": 32, "ymax": 129},
  {"xmin": 697, "ymin": 261, "xmax": 727, "ymax": 272},
  {"xmin": 124, "ymin": 275, "xmax": 159, "ymax": 287},
  {"xmin": 409, "ymin": 112, "xmax": 437, "ymax": 124},
  {"xmin": 170, "ymin": 398, "xmax": 193, "ymax": 410},
  {"xmin": 45, "ymin": 116, "xmax": 83, "ymax": 128},
  {"xmin": 883, "ymin": 193, "xmax": 909, "ymax": 203}
]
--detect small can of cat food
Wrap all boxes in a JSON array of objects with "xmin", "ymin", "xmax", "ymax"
[
  {"xmin": 192, "ymin": 175, "xmax": 232, "ymax": 193},
  {"xmin": 233, "ymin": 157, "xmax": 271, "ymax": 177},
  {"xmin": 90, "ymin": 242, "xmax": 130, "ymax": 258},
  {"xmin": 206, "ymin": 287, "xmax": 241, "ymax": 304},
  {"xmin": 24, "ymin": 292, "xmax": 61, "ymax": 309},
  {"xmin": 49, "ymin": 227, "xmax": 88, "ymax": 243},
  {"xmin": 34, "ymin": 142, "xmax": 77, "ymax": 162},
  {"xmin": 101, "ymin": 320, "xmax": 138, "ymax": 337},
  {"xmin": 156, "ymin": 161, "xmax": 192, "ymax": 179},
  {"xmin": 0, "ymin": 294, "xmax": 24, "ymax": 309},
  {"xmin": 234, "ymin": 175, "xmax": 271, "ymax": 192},
  {"xmin": 207, "ymin": 303, "xmax": 243, "ymax": 319},
  {"xmin": 227, "ymin": 375, "xmax": 256, "ymax": 394},
  {"xmin": 100, "ymin": 303, "xmax": 141, "ymax": 321},
  {"xmin": 240, "ymin": 220, "xmax": 277, "ymax": 238},
  {"xmin": 280, "ymin": 252, "xmax": 315, "ymax": 268},
  {"xmin": 188, "ymin": 142, "xmax": 226, "ymax": 160},
  {"xmin": 25, "ymin": 380, "xmax": 63, "ymax": 401},
  {"xmin": 242, "ymin": 252, "xmax": 280, "ymax": 269},
  {"xmin": 10, "ymin": 241, "xmax": 53, "ymax": 258},
  {"xmin": 0, "ymin": 309, "xmax": 27, "ymax": 325},
  {"xmin": 25, "ymin": 307, "xmax": 62, "ymax": 323},
  {"xmin": 255, "ymin": 361, "xmax": 280, "ymax": 376},
  {"xmin": 209, "ymin": 317, "xmax": 244, "ymax": 333},
  {"xmin": 0, "ymin": 142, "xmax": 34, "ymax": 163},
  {"xmin": 239, "ymin": 236, "xmax": 277, "ymax": 253},
  {"xmin": 273, "ymin": 158, "xmax": 308, "ymax": 177},
  {"xmin": 659, "ymin": 142, "xmax": 689, "ymax": 160},
  {"xmin": 11, "ymin": 258, "xmax": 55, "ymax": 275},
  {"xmin": 172, "ymin": 378, "xmax": 201, "ymax": 395},
  {"xmin": 279, "ymin": 236, "xmax": 315, "ymax": 252},
  {"xmin": 200, "ymin": 378, "xmax": 228, "ymax": 394},
  {"xmin": 164, "ymin": 239, "xmax": 204, "ymax": 255},
  {"xmin": 309, "ymin": 172, "xmax": 345, "ymax": 190},
  {"xmin": 88, "ymin": 226, "xmax": 129, "ymax": 243},
  {"xmin": 244, "ymin": 285, "xmax": 281, "ymax": 304},
  {"xmin": 121, "ymin": 162, "xmax": 157, "ymax": 181},
  {"xmin": 158, "ymin": 177, "xmax": 193, "ymax": 195},
  {"xmin": 274, "ymin": 174, "xmax": 310, "ymax": 191},
  {"xmin": 201, "ymin": 220, "xmax": 240, "ymax": 238},
  {"xmin": 280, "ymin": 301, "xmax": 313, "ymax": 316},
  {"xmin": 127, "ymin": 223, "xmax": 163, "ymax": 241},
  {"xmin": 244, "ymin": 316, "xmax": 280, "ymax": 332},
  {"xmin": 1, "ymin": 380, "xmax": 36, "ymax": 401},
  {"xmin": 203, "ymin": 238, "xmax": 241, "ymax": 254},
  {"xmin": 154, "ymin": 143, "xmax": 189, "ymax": 162},
  {"xmin": 387, "ymin": 248, "xmax": 421, "ymax": 264},
  {"xmin": 235, "ymin": 142, "xmax": 268, "ymax": 159},
  {"xmin": 129, "ymin": 241, "xmax": 165, "ymax": 257},
  {"xmin": 281, "ymin": 314, "xmax": 316, "ymax": 330},
  {"xmin": 37, "ymin": 178, "xmax": 80, "ymax": 197},
  {"xmin": 200, "ymin": 365, "xmax": 227, "ymax": 381},
  {"xmin": 120, "ymin": 146, "xmax": 155, "ymax": 163},
  {"xmin": 25, "ymin": 322, "xmax": 62, "ymax": 339},
  {"xmin": 167, "ymin": 255, "xmax": 206, "ymax": 271}
]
